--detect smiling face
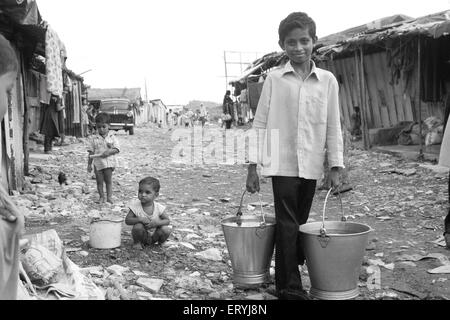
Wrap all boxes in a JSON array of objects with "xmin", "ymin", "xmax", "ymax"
[
  {"xmin": 279, "ymin": 27, "xmax": 315, "ymax": 67},
  {"xmin": 138, "ymin": 183, "xmax": 159, "ymax": 206}
]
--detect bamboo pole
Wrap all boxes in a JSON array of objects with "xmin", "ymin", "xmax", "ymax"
[
  {"xmin": 417, "ymin": 36, "xmax": 423, "ymax": 159},
  {"xmin": 20, "ymin": 52, "xmax": 29, "ymax": 176},
  {"xmin": 359, "ymin": 48, "xmax": 370, "ymax": 150}
]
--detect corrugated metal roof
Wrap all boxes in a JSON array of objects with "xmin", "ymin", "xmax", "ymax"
[{"xmin": 316, "ymin": 10, "xmax": 450, "ymax": 58}]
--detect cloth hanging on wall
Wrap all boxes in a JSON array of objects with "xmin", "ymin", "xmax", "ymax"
[
  {"xmin": 45, "ymin": 25, "xmax": 64, "ymax": 98},
  {"xmin": 72, "ymin": 82, "xmax": 80, "ymax": 124}
]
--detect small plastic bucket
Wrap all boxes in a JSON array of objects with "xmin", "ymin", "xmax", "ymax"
[{"xmin": 89, "ymin": 217, "xmax": 123, "ymax": 249}]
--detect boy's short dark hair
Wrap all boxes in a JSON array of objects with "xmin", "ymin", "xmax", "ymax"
[
  {"xmin": 95, "ymin": 112, "xmax": 110, "ymax": 124},
  {"xmin": 139, "ymin": 176, "xmax": 160, "ymax": 193},
  {"xmin": 0, "ymin": 35, "xmax": 19, "ymax": 76},
  {"xmin": 278, "ymin": 12, "xmax": 317, "ymax": 43}
]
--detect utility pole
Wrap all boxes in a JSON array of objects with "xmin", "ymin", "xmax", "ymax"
[
  {"xmin": 144, "ymin": 78, "xmax": 148, "ymax": 102},
  {"xmin": 223, "ymin": 51, "xmax": 262, "ymax": 93},
  {"xmin": 223, "ymin": 51, "xmax": 228, "ymax": 92}
]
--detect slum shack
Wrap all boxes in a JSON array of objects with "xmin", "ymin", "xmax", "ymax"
[
  {"xmin": 0, "ymin": 0, "xmax": 86, "ymax": 190},
  {"xmin": 230, "ymin": 11, "xmax": 450, "ymax": 158}
]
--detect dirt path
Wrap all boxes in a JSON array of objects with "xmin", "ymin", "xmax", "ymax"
[{"xmin": 22, "ymin": 123, "xmax": 449, "ymax": 300}]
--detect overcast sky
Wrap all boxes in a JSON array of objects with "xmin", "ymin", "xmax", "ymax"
[{"xmin": 36, "ymin": 0, "xmax": 449, "ymax": 105}]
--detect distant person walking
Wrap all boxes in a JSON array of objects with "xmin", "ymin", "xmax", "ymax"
[
  {"xmin": 40, "ymin": 94, "xmax": 62, "ymax": 153},
  {"xmin": 223, "ymin": 90, "xmax": 233, "ymax": 130},
  {"xmin": 199, "ymin": 103, "xmax": 208, "ymax": 127}
]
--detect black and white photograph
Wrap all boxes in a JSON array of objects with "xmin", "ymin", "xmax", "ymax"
[{"xmin": 0, "ymin": 0, "xmax": 450, "ymax": 311}]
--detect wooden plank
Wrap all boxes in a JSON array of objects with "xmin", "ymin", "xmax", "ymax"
[
  {"xmin": 367, "ymin": 53, "xmax": 390, "ymax": 127},
  {"xmin": 376, "ymin": 52, "xmax": 398, "ymax": 125},
  {"xmin": 363, "ymin": 53, "xmax": 383, "ymax": 127},
  {"xmin": 353, "ymin": 52, "xmax": 364, "ymax": 127},
  {"xmin": 403, "ymin": 93, "xmax": 414, "ymax": 121},
  {"xmin": 343, "ymin": 56, "xmax": 359, "ymax": 107},
  {"xmin": 359, "ymin": 49, "xmax": 370, "ymax": 149},
  {"xmin": 389, "ymin": 52, "xmax": 407, "ymax": 123},
  {"xmin": 350, "ymin": 55, "xmax": 372, "ymax": 128},
  {"xmin": 342, "ymin": 56, "xmax": 364, "ymax": 127},
  {"xmin": 328, "ymin": 60, "xmax": 350, "ymax": 128},
  {"xmin": 335, "ymin": 59, "xmax": 352, "ymax": 126}
]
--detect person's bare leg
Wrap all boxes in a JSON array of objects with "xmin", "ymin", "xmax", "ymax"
[
  {"xmin": 103, "ymin": 168, "xmax": 113, "ymax": 204},
  {"xmin": 152, "ymin": 226, "xmax": 172, "ymax": 244},
  {"xmin": 95, "ymin": 169, "xmax": 105, "ymax": 203}
]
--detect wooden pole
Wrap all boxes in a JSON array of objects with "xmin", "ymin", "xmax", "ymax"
[
  {"xmin": 224, "ymin": 51, "xmax": 228, "ymax": 92},
  {"xmin": 417, "ymin": 36, "xmax": 424, "ymax": 159},
  {"xmin": 359, "ymin": 48, "xmax": 370, "ymax": 150},
  {"xmin": 20, "ymin": 52, "xmax": 29, "ymax": 176}
]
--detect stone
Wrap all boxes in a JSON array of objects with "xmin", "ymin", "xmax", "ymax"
[
  {"xmin": 106, "ymin": 265, "xmax": 130, "ymax": 276},
  {"xmin": 398, "ymin": 261, "xmax": 417, "ymax": 268},
  {"xmin": 77, "ymin": 250, "xmax": 89, "ymax": 257},
  {"xmin": 136, "ymin": 278, "xmax": 164, "ymax": 293},
  {"xmin": 194, "ymin": 248, "xmax": 222, "ymax": 261},
  {"xmin": 137, "ymin": 291, "xmax": 153, "ymax": 300},
  {"xmin": 132, "ymin": 270, "xmax": 149, "ymax": 277},
  {"xmin": 245, "ymin": 293, "xmax": 265, "ymax": 300},
  {"xmin": 185, "ymin": 233, "xmax": 201, "ymax": 240},
  {"xmin": 179, "ymin": 242, "xmax": 196, "ymax": 250},
  {"xmin": 208, "ymin": 292, "xmax": 221, "ymax": 299}
]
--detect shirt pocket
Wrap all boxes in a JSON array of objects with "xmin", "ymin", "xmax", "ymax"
[{"xmin": 306, "ymin": 93, "xmax": 327, "ymax": 124}]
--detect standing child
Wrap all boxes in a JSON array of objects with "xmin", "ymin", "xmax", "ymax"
[
  {"xmin": 245, "ymin": 12, "xmax": 344, "ymax": 300},
  {"xmin": 87, "ymin": 113, "xmax": 120, "ymax": 204},
  {"xmin": 125, "ymin": 177, "xmax": 172, "ymax": 249}
]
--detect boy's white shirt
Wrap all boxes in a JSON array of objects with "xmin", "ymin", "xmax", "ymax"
[{"xmin": 248, "ymin": 60, "xmax": 344, "ymax": 179}]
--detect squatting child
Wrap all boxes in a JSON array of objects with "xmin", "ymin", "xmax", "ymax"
[
  {"xmin": 87, "ymin": 113, "xmax": 120, "ymax": 204},
  {"xmin": 125, "ymin": 177, "xmax": 172, "ymax": 249}
]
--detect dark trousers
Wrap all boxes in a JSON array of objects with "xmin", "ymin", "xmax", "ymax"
[
  {"xmin": 272, "ymin": 176, "xmax": 317, "ymax": 293},
  {"xmin": 44, "ymin": 135, "xmax": 53, "ymax": 152}
]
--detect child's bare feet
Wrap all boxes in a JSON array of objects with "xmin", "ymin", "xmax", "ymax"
[
  {"xmin": 132, "ymin": 243, "xmax": 144, "ymax": 250},
  {"xmin": 107, "ymin": 198, "xmax": 113, "ymax": 204},
  {"xmin": 98, "ymin": 197, "xmax": 105, "ymax": 204}
]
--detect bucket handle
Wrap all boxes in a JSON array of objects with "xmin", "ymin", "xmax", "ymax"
[
  {"xmin": 236, "ymin": 189, "xmax": 266, "ymax": 227},
  {"xmin": 320, "ymin": 188, "xmax": 346, "ymax": 237}
]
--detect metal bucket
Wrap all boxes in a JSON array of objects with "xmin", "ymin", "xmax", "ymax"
[
  {"xmin": 299, "ymin": 189, "xmax": 372, "ymax": 300},
  {"xmin": 89, "ymin": 217, "xmax": 123, "ymax": 249},
  {"xmin": 221, "ymin": 191, "xmax": 276, "ymax": 286}
]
